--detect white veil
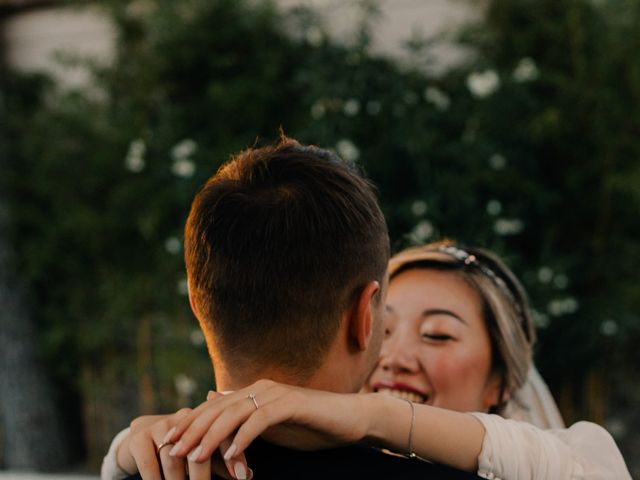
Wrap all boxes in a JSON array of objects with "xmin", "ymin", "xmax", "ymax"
[{"xmin": 502, "ymin": 365, "xmax": 565, "ymax": 429}]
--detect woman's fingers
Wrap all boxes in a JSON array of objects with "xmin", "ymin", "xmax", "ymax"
[
  {"xmin": 127, "ymin": 410, "xmax": 194, "ymax": 480},
  {"xmin": 186, "ymin": 456, "xmax": 212, "ymax": 480},
  {"xmin": 226, "ymin": 401, "xmax": 292, "ymax": 459},
  {"xmin": 168, "ymin": 401, "xmax": 229, "ymax": 457},
  {"xmin": 220, "ymin": 436, "xmax": 251, "ymax": 480},
  {"xmin": 128, "ymin": 429, "xmax": 163, "ymax": 480},
  {"xmin": 186, "ymin": 392, "xmax": 263, "ymax": 461},
  {"xmin": 168, "ymin": 391, "xmax": 237, "ymax": 453},
  {"xmin": 158, "ymin": 441, "xmax": 187, "ymax": 480},
  {"xmin": 170, "ymin": 380, "xmax": 278, "ymax": 458}
]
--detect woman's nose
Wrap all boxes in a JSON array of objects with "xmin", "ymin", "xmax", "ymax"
[{"xmin": 379, "ymin": 329, "xmax": 419, "ymax": 374}]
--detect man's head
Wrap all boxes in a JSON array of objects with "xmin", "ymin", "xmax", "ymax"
[{"xmin": 185, "ymin": 137, "xmax": 390, "ymax": 388}]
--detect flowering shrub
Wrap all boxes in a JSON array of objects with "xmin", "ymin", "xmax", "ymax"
[{"xmin": 3, "ymin": 0, "xmax": 640, "ymax": 467}]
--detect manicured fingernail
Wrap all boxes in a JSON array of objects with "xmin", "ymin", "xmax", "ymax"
[
  {"xmin": 223, "ymin": 443, "xmax": 237, "ymax": 460},
  {"xmin": 168, "ymin": 440, "xmax": 182, "ymax": 457},
  {"xmin": 162, "ymin": 426, "xmax": 176, "ymax": 444},
  {"xmin": 207, "ymin": 390, "xmax": 215, "ymax": 400},
  {"xmin": 247, "ymin": 467, "xmax": 254, "ymax": 480},
  {"xmin": 234, "ymin": 462, "xmax": 247, "ymax": 480},
  {"xmin": 188, "ymin": 444, "xmax": 203, "ymax": 462}
]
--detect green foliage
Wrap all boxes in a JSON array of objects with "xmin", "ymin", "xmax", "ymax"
[{"xmin": 3, "ymin": 0, "xmax": 640, "ymax": 461}]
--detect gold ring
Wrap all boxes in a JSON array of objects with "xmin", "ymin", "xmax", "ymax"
[
  {"xmin": 248, "ymin": 393, "xmax": 259, "ymax": 410},
  {"xmin": 156, "ymin": 441, "xmax": 173, "ymax": 455}
]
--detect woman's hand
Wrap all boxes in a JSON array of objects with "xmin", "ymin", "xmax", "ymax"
[
  {"xmin": 165, "ymin": 379, "xmax": 373, "ymax": 464},
  {"xmin": 115, "ymin": 397, "xmax": 251, "ymax": 480}
]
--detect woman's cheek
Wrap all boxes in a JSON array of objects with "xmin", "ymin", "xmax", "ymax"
[{"xmin": 429, "ymin": 347, "xmax": 487, "ymax": 392}]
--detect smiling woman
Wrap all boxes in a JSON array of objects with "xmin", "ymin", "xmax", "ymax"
[
  {"xmin": 366, "ymin": 240, "xmax": 546, "ymax": 423},
  {"xmin": 369, "ymin": 268, "xmax": 499, "ymax": 413}
]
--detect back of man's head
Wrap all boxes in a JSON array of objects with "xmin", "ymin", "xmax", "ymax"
[{"xmin": 185, "ymin": 137, "xmax": 389, "ymax": 379}]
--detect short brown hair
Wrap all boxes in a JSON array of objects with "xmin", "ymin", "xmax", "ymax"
[{"xmin": 185, "ymin": 138, "xmax": 389, "ymax": 378}]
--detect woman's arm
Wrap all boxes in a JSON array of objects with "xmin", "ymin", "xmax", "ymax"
[
  {"xmin": 366, "ymin": 393, "xmax": 485, "ymax": 471},
  {"xmin": 167, "ymin": 379, "xmax": 486, "ymax": 472},
  {"xmin": 167, "ymin": 379, "xmax": 632, "ymax": 480}
]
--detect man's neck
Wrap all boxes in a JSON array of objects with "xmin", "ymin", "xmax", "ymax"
[{"xmin": 214, "ymin": 351, "xmax": 360, "ymax": 394}]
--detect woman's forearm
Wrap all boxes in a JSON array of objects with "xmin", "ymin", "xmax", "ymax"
[{"xmin": 362, "ymin": 393, "xmax": 484, "ymax": 472}]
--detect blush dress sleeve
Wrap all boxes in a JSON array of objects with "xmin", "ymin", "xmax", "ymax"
[
  {"xmin": 469, "ymin": 413, "xmax": 632, "ymax": 480},
  {"xmin": 101, "ymin": 427, "xmax": 131, "ymax": 480}
]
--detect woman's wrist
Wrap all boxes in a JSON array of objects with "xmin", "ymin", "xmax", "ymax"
[{"xmin": 361, "ymin": 393, "xmax": 408, "ymax": 451}]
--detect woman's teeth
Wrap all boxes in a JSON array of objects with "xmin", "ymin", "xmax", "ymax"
[{"xmin": 377, "ymin": 388, "xmax": 426, "ymax": 404}]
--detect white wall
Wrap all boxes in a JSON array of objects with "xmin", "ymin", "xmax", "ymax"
[
  {"xmin": 2, "ymin": 0, "xmax": 476, "ymax": 87},
  {"xmin": 2, "ymin": 4, "xmax": 115, "ymax": 88},
  {"xmin": 280, "ymin": 0, "xmax": 477, "ymax": 72}
]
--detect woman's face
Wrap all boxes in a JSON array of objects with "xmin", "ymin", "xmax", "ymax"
[{"xmin": 366, "ymin": 267, "xmax": 502, "ymax": 412}]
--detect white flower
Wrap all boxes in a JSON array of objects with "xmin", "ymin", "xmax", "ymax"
[
  {"xmin": 343, "ymin": 99, "xmax": 360, "ymax": 117},
  {"xmin": 410, "ymin": 220, "xmax": 434, "ymax": 243},
  {"xmin": 532, "ymin": 309, "xmax": 551, "ymax": 328},
  {"xmin": 172, "ymin": 159, "xmax": 196, "ymax": 178},
  {"xmin": 171, "ymin": 139, "xmax": 197, "ymax": 161},
  {"xmin": 174, "ymin": 373, "xmax": 197, "ymax": 397},
  {"xmin": 486, "ymin": 199, "xmax": 502, "ymax": 216},
  {"xmin": 563, "ymin": 297, "xmax": 579, "ymax": 313},
  {"xmin": 411, "ymin": 200, "xmax": 428, "ymax": 216},
  {"xmin": 366, "ymin": 100, "xmax": 381, "ymax": 116},
  {"xmin": 467, "ymin": 70, "xmax": 500, "ymax": 99},
  {"xmin": 165, "ymin": 236, "xmax": 181, "ymax": 255},
  {"xmin": 513, "ymin": 57, "xmax": 539, "ymax": 83},
  {"xmin": 606, "ymin": 418, "xmax": 626, "ymax": 437},
  {"xmin": 548, "ymin": 297, "xmax": 579, "ymax": 316},
  {"xmin": 494, "ymin": 218, "xmax": 524, "ymax": 235},
  {"xmin": 310, "ymin": 100, "xmax": 326, "ymax": 119},
  {"xmin": 423, "ymin": 86, "xmax": 451, "ymax": 111},
  {"xmin": 190, "ymin": 329, "xmax": 205, "ymax": 347},
  {"xmin": 125, "ymin": 139, "xmax": 146, "ymax": 173},
  {"xmin": 489, "ymin": 153, "xmax": 507, "ymax": 170},
  {"xmin": 547, "ymin": 300, "xmax": 563, "ymax": 316},
  {"xmin": 177, "ymin": 277, "xmax": 189, "ymax": 296},
  {"xmin": 600, "ymin": 319, "xmax": 618, "ymax": 336},
  {"xmin": 336, "ymin": 139, "xmax": 360, "ymax": 162},
  {"xmin": 537, "ymin": 266, "xmax": 554, "ymax": 283}
]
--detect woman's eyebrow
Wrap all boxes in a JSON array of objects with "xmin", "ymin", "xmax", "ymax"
[{"xmin": 422, "ymin": 308, "xmax": 467, "ymax": 325}]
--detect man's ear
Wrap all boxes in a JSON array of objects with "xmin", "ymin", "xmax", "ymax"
[
  {"xmin": 348, "ymin": 280, "xmax": 381, "ymax": 352},
  {"xmin": 188, "ymin": 280, "xmax": 200, "ymax": 319}
]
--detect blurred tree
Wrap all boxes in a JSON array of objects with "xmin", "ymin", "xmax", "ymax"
[
  {"xmin": 0, "ymin": 74, "xmax": 71, "ymax": 467},
  {"xmin": 1, "ymin": 0, "xmax": 638, "ymax": 471}
]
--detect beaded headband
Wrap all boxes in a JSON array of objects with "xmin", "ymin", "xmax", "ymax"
[{"xmin": 437, "ymin": 245, "xmax": 524, "ymax": 321}]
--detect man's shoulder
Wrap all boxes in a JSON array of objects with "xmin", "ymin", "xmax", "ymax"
[{"xmin": 245, "ymin": 439, "xmax": 482, "ymax": 479}]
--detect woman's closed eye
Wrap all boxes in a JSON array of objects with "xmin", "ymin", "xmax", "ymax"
[{"xmin": 421, "ymin": 332, "xmax": 453, "ymax": 342}]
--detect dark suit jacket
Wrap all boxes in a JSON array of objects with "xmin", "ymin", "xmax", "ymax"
[{"xmin": 126, "ymin": 438, "xmax": 482, "ymax": 479}]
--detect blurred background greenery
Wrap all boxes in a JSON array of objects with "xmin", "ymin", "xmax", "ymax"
[{"xmin": 0, "ymin": 0, "xmax": 638, "ymax": 475}]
